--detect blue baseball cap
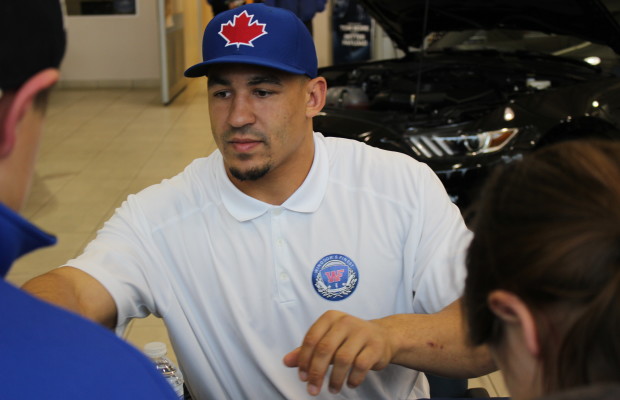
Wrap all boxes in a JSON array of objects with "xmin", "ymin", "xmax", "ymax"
[{"xmin": 184, "ymin": 3, "xmax": 317, "ymax": 78}]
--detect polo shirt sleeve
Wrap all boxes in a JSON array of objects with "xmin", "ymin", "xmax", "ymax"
[
  {"xmin": 406, "ymin": 164, "xmax": 472, "ymax": 314},
  {"xmin": 65, "ymin": 190, "xmax": 172, "ymax": 336}
]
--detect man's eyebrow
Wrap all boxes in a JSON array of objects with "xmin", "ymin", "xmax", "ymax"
[
  {"xmin": 247, "ymin": 75, "xmax": 283, "ymax": 86},
  {"xmin": 207, "ymin": 76, "xmax": 229, "ymax": 88},
  {"xmin": 207, "ymin": 73, "xmax": 284, "ymax": 88}
]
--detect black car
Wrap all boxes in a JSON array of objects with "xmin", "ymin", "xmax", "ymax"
[{"xmin": 315, "ymin": 0, "xmax": 620, "ymax": 210}]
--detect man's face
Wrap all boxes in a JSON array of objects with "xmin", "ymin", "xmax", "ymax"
[{"xmin": 207, "ymin": 64, "xmax": 314, "ymax": 184}]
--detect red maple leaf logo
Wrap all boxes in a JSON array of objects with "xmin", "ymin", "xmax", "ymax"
[{"xmin": 219, "ymin": 10, "xmax": 267, "ymax": 48}]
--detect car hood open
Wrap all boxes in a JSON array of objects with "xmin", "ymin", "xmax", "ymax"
[{"xmin": 357, "ymin": 0, "xmax": 620, "ymax": 54}]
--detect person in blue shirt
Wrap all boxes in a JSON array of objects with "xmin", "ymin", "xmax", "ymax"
[{"xmin": 0, "ymin": 1, "xmax": 179, "ymax": 398}]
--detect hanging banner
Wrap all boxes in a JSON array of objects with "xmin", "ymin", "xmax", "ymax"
[{"xmin": 332, "ymin": 0, "xmax": 371, "ymax": 64}]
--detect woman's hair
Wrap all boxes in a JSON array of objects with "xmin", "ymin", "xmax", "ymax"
[{"xmin": 463, "ymin": 139, "xmax": 620, "ymax": 391}]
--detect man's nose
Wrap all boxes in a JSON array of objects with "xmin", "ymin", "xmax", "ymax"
[{"xmin": 227, "ymin": 95, "xmax": 255, "ymax": 128}]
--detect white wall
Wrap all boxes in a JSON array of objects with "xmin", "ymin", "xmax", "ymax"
[
  {"xmin": 313, "ymin": 0, "xmax": 333, "ymax": 68},
  {"xmin": 60, "ymin": 0, "xmax": 161, "ymax": 87},
  {"xmin": 184, "ymin": 0, "xmax": 209, "ymax": 71},
  {"xmin": 58, "ymin": 0, "xmax": 333, "ymax": 88}
]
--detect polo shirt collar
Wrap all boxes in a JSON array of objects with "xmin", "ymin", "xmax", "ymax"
[
  {"xmin": 0, "ymin": 202, "xmax": 56, "ymax": 277},
  {"xmin": 219, "ymin": 132, "xmax": 328, "ymax": 222}
]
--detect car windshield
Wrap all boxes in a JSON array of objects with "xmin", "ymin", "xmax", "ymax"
[{"xmin": 425, "ymin": 29, "xmax": 620, "ymax": 73}]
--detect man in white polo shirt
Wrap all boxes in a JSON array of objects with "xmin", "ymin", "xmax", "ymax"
[{"xmin": 23, "ymin": 4, "xmax": 494, "ymax": 399}]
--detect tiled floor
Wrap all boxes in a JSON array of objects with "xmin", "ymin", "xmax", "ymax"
[{"xmin": 7, "ymin": 82, "xmax": 509, "ymax": 398}]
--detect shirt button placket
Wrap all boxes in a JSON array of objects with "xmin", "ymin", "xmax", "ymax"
[{"xmin": 271, "ymin": 207, "xmax": 295, "ymax": 302}]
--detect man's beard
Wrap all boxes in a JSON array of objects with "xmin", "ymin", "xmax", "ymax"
[
  {"xmin": 222, "ymin": 128, "xmax": 272, "ymax": 181},
  {"xmin": 229, "ymin": 163, "xmax": 271, "ymax": 181}
]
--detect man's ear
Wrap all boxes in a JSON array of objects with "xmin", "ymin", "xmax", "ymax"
[
  {"xmin": 0, "ymin": 68, "xmax": 60, "ymax": 157},
  {"xmin": 305, "ymin": 76, "xmax": 327, "ymax": 118},
  {"xmin": 488, "ymin": 290, "xmax": 540, "ymax": 357}
]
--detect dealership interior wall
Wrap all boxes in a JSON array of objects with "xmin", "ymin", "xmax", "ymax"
[
  {"xmin": 59, "ymin": 0, "xmax": 400, "ymax": 93},
  {"xmin": 60, "ymin": 0, "xmax": 336, "ymax": 90}
]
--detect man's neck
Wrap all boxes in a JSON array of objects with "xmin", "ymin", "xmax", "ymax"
[
  {"xmin": 228, "ymin": 136, "xmax": 316, "ymax": 205},
  {"xmin": 229, "ymin": 155, "xmax": 314, "ymax": 205}
]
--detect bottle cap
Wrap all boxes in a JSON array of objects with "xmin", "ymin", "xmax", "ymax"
[{"xmin": 143, "ymin": 341, "xmax": 168, "ymax": 358}]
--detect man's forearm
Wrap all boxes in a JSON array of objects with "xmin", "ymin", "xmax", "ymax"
[
  {"xmin": 22, "ymin": 269, "xmax": 80, "ymax": 311},
  {"xmin": 380, "ymin": 299, "xmax": 496, "ymax": 378},
  {"xmin": 22, "ymin": 266, "xmax": 118, "ymax": 329}
]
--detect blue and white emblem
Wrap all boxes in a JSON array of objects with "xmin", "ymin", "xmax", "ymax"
[{"xmin": 312, "ymin": 254, "xmax": 359, "ymax": 301}]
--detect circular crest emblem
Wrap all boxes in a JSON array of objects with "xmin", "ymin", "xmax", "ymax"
[{"xmin": 312, "ymin": 254, "xmax": 359, "ymax": 301}]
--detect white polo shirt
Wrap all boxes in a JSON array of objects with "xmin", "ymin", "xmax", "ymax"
[{"xmin": 68, "ymin": 132, "xmax": 471, "ymax": 400}]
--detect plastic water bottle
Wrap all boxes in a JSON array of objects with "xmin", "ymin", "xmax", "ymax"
[{"xmin": 144, "ymin": 341, "xmax": 185, "ymax": 399}]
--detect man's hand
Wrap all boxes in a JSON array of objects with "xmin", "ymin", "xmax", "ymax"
[
  {"xmin": 283, "ymin": 300, "xmax": 496, "ymax": 397},
  {"xmin": 282, "ymin": 310, "xmax": 396, "ymax": 396}
]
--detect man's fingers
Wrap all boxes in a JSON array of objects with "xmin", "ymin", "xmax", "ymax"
[
  {"xmin": 283, "ymin": 348, "xmax": 310, "ymax": 384},
  {"xmin": 346, "ymin": 346, "xmax": 378, "ymax": 389},
  {"xmin": 295, "ymin": 311, "xmax": 343, "ymax": 378},
  {"xmin": 327, "ymin": 325, "xmax": 391, "ymax": 393},
  {"xmin": 282, "ymin": 347, "xmax": 301, "ymax": 368},
  {"xmin": 304, "ymin": 322, "xmax": 350, "ymax": 395},
  {"xmin": 326, "ymin": 334, "xmax": 368, "ymax": 393}
]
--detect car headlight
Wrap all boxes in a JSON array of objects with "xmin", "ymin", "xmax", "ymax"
[{"xmin": 406, "ymin": 128, "xmax": 519, "ymax": 158}]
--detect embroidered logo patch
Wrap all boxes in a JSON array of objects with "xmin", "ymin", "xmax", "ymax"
[
  {"xmin": 219, "ymin": 10, "xmax": 267, "ymax": 48},
  {"xmin": 312, "ymin": 254, "xmax": 359, "ymax": 301}
]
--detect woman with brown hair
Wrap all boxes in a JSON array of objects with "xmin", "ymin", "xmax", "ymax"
[{"xmin": 463, "ymin": 140, "xmax": 620, "ymax": 400}]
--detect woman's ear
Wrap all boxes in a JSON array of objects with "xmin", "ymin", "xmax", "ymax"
[
  {"xmin": 488, "ymin": 290, "xmax": 540, "ymax": 357},
  {"xmin": 0, "ymin": 68, "xmax": 59, "ymax": 157},
  {"xmin": 305, "ymin": 76, "xmax": 327, "ymax": 118}
]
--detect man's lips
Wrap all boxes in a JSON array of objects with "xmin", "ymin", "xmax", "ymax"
[{"xmin": 228, "ymin": 138, "xmax": 263, "ymax": 153}]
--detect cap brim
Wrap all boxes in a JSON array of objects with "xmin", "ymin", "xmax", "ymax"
[{"xmin": 184, "ymin": 55, "xmax": 311, "ymax": 78}]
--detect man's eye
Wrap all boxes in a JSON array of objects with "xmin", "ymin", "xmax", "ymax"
[
  {"xmin": 255, "ymin": 90, "xmax": 272, "ymax": 97},
  {"xmin": 213, "ymin": 91, "xmax": 230, "ymax": 98}
]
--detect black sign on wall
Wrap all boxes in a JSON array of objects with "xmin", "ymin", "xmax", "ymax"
[
  {"xmin": 65, "ymin": 0, "xmax": 136, "ymax": 15},
  {"xmin": 332, "ymin": 0, "xmax": 371, "ymax": 64}
]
